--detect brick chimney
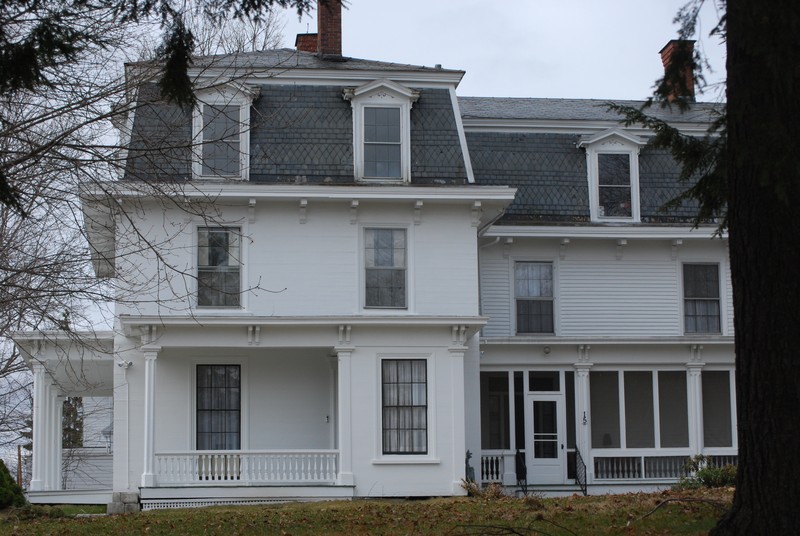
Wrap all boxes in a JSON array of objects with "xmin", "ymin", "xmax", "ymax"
[
  {"xmin": 316, "ymin": 0, "xmax": 342, "ymax": 57},
  {"xmin": 295, "ymin": 33, "xmax": 317, "ymax": 53},
  {"xmin": 659, "ymin": 39, "xmax": 695, "ymax": 102}
]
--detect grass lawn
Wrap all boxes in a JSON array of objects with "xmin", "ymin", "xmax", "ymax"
[{"xmin": 1, "ymin": 488, "xmax": 732, "ymax": 535}]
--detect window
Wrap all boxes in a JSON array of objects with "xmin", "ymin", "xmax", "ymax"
[
  {"xmin": 344, "ymin": 79, "xmax": 418, "ymax": 182},
  {"xmin": 192, "ymin": 85, "xmax": 256, "ymax": 180},
  {"xmin": 201, "ymin": 105, "xmax": 241, "ymax": 177},
  {"xmin": 515, "ymin": 262, "xmax": 554, "ymax": 334},
  {"xmin": 197, "ymin": 365, "xmax": 241, "ymax": 450},
  {"xmin": 683, "ymin": 264, "xmax": 721, "ymax": 333},
  {"xmin": 578, "ymin": 129, "xmax": 645, "ymax": 222},
  {"xmin": 365, "ymin": 228, "xmax": 406, "ymax": 308},
  {"xmin": 382, "ymin": 359, "xmax": 427, "ymax": 454},
  {"xmin": 598, "ymin": 153, "xmax": 632, "ymax": 218},
  {"xmin": 364, "ymin": 107, "xmax": 401, "ymax": 179},
  {"xmin": 198, "ymin": 227, "xmax": 241, "ymax": 307}
]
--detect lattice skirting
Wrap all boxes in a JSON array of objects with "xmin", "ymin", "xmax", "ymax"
[{"xmin": 141, "ymin": 497, "xmax": 330, "ymax": 511}]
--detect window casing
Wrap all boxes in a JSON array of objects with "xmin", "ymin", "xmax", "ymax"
[
  {"xmin": 196, "ymin": 365, "xmax": 241, "ymax": 450},
  {"xmin": 579, "ymin": 130, "xmax": 645, "ymax": 223},
  {"xmin": 192, "ymin": 86, "xmax": 255, "ymax": 180},
  {"xmin": 683, "ymin": 263, "xmax": 721, "ymax": 334},
  {"xmin": 197, "ymin": 227, "xmax": 241, "ymax": 307},
  {"xmin": 382, "ymin": 359, "xmax": 427, "ymax": 455},
  {"xmin": 344, "ymin": 79, "xmax": 418, "ymax": 183},
  {"xmin": 365, "ymin": 228, "xmax": 406, "ymax": 308},
  {"xmin": 515, "ymin": 261, "xmax": 554, "ymax": 334}
]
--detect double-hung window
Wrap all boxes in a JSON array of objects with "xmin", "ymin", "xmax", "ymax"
[
  {"xmin": 597, "ymin": 153, "xmax": 633, "ymax": 218},
  {"xmin": 364, "ymin": 107, "xmax": 401, "ymax": 179},
  {"xmin": 382, "ymin": 359, "xmax": 427, "ymax": 454},
  {"xmin": 515, "ymin": 261, "xmax": 554, "ymax": 334},
  {"xmin": 196, "ymin": 365, "xmax": 241, "ymax": 450},
  {"xmin": 365, "ymin": 228, "xmax": 406, "ymax": 308},
  {"xmin": 201, "ymin": 105, "xmax": 241, "ymax": 177},
  {"xmin": 198, "ymin": 227, "xmax": 241, "ymax": 307},
  {"xmin": 683, "ymin": 263, "xmax": 721, "ymax": 333}
]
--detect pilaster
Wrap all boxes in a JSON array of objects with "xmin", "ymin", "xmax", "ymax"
[
  {"xmin": 141, "ymin": 346, "xmax": 160, "ymax": 487},
  {"xmin": 334, "ymin": 345, "xmax": 354, "ymax": 486}
]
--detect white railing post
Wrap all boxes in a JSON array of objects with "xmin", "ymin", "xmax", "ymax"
[{"xmin": 141, "ymin": 346, "xmax": 160, "ymax": 487}]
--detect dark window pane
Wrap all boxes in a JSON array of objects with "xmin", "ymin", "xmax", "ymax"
[
  {"xmin": 591, "ymin": 371, "xmax": 620, "ymax": 448},
  {"xmin": 625, "ymin": 372, "xmax": 655, "ymax": 448},
  {"xmin": 659, "ymin": 371, "xmax": 689, "ymax": 447},
  {"xmin": 598, "ymin": 153, "xmax": 631, "ymax": 186},
  {"xmin": 197, "ymin": 228, "xmax": 241, "ymax": 307},
  {"xmin": 702, "ymin": 371, "xmax": 733, "ymax": 447},
  {"xmin": 529, "ymin": 371, "xmax": 560, "ymax": 391},
  {"xmin": 515, "ymin": 262, "xmax": 554, "ymax": 334},
  {"xmin": 202, "ymin": 105, "xmax": 240, "ymax": 177},
  {"xmin": 683, "ymin": 264, "xmax": 721, "ymax": 333},
  {"xmin": 480, "ymin": 372, "xmax": 510, "ymax": 450}
]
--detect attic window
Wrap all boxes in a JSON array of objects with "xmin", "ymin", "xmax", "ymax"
[
  {"xmin": 578, "ymin": 129, "xmax": 645, "ymax": 223},
  {"xmin": 192, "ymin": 84, "xmax": 258, "ymax": 181},
  {"xmin": 344, "ymin": 79, "xmax": 419, "ymax": 183}
]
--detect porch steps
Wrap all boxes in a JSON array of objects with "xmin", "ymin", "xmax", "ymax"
[{"xmin": 139, "ymin": 485, "xmax": 355, "ymax": 511}]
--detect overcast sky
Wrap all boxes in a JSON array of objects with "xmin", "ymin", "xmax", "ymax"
[{"xmin": 279, "ymin": 0, "xmax": 726, "ymax": 101}]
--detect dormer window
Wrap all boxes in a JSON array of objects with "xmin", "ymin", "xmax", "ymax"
[
  {"xmin": 578, "ymin": 129, "xmax": 646, "ymax": 222},
  {"xmin": 192, "ymin": 84, "xmax": 258, "ymax": 180},
  {"xmin": 344, "ymin": 79, "xmax": 419, "ymax": 183}
]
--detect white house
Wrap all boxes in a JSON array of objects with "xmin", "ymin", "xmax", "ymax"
[{"xmin": 13, "ymin": 2, "xmax": 734, "ymax": 510}]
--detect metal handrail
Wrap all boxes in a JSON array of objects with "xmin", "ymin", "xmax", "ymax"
[{"xmin": 575, "ymin": 447, "xmax": 588, "ymax": 496}]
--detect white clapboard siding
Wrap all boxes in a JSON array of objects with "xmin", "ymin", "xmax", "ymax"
[
  {"xmin": 723, "ymin": 259, "xmax": 735, "ymax": 335},
  {"xmin": 559, "ymin": 260, "xmax": 681, "ymax": 337},
  {"xmin": 480, "ymin": 257, "xmax": 511, "ymax": 337}
]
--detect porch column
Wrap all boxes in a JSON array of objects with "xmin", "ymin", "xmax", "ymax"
[
  {"xmin": 449, "ymin": 327, "xmax": 468, "ymax": 494},
  {"xmin": 141, "ymin": 346, "xmax": 160, "ymax": 487},
  {"xmin": 29, "ymin": 363, "xmax": 46, "ymax": 491},
  {"xmin": 502, "ymin": 371, "xmax": 517, "ymax": 486},
  {"xmin": 43, "ymin": 381, "xmax": 58, "ymax": 490},
  {"xmin": 573, "ymin": 361, "xmax": 593, "ymax": 482},
  {"xmin": 334, "ymin": 346, "xmax": 354, "ymax": 486},
  {"xmin": 686, "ymin": 362, "xmax": 705, "ymax": 456},
  {"xmin": 54, "ymin": 394, "xmax": 64, "ymax": 490}
]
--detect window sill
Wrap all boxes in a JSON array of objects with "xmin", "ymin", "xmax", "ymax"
[{"xmin": 371, "ymin": 457, "xmax": 440, "ymax": 465}]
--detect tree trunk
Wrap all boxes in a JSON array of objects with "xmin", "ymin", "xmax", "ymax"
[{"xmin": 712, "ymin": 1, "xmax": 800, "ymax": 534}]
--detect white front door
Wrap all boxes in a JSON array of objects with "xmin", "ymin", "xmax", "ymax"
[{"xmin": 527, "ymin": 394, "xmax": 566, "ymax": 484}]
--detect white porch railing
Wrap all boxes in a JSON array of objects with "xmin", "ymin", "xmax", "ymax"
[
  {"xmin": 479, "ymin": 450, "xmax": 517, "ymax": 485},
  {"xmin": 155, "ymin": 450, "xmax": 339, "ymax": 485}
]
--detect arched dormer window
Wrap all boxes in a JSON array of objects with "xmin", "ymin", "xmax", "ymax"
[
  {"xmin": 344, "ymin": 79, "xmax": 420, "ymax": 183},
  {"xmin": 578, "ymin": 129, "xmax": 646, "ymax": 223}
]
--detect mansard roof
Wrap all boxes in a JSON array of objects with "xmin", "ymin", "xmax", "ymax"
[{"xmin": 459, "ymin": 97, "xmax": 721, "ymax": 124}]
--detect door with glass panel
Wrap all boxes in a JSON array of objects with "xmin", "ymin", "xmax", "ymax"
[{"xmin": 527, "ymin": 394, "xmax": 566, "ymax": 484}]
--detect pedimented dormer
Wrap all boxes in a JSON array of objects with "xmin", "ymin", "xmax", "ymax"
[
  {"xmin": 578, "ymin": 128, "xmax": 647, "ymax": 223},
  {"xmin": 343, "ymin": 79, "xmax": 420, "ymax": 183}
]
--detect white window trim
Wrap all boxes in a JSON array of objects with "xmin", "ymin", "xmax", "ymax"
[
  {"xmin": 344, "ymin": 79, "xmax": 419, "ymax": 183},
  {"xmin": 510, "ymin": 257, "xmax": 558, "ymax": 336},
  {"xmin": 192, "ymin": 84, "xmax": 258, "ymax": 181},
  {"xmin": 190, "ymin": 358, "xmax": 249, "ymax": 451},
  {"xmin": 360, "ymin": 223, "xmax": 413, "ymax": 312},
  {"xmin": 192, "ymin": 222, "xmax": 248, "ymax": 312},
  {"xmin": 578, "ymin": 129, "xmax": 646, "ymax": 223},
  {"xmin": 372, "ymin": 353, "xmax": 439, "ymax": 464}
]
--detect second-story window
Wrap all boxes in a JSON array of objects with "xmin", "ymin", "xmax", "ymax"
[
  {"xmin": 364, "ymin": 107, "xmax": 401, "ymax": 179},
  {"xmin": 365, "ymin": 228, "xmax": 406, "ymax": 308},
  {"xmin": 683, "ymin": 263, "xmax": 721, "ymax": 333},
  {"xmin": 198, "ymin": 227, "xmax": 241, "ymax": 307},
  {"xmin": 515, "ymin": 261, "xmax": 554, "ymax": 334}
]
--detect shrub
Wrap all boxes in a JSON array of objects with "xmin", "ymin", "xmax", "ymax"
[
  {"xmin": 676, "ymin": 455, "xmax": 737, "ymax": 489},
  {"xmin": 0, "ymin": 459, "xmax": 26, "ymax": 509}
]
